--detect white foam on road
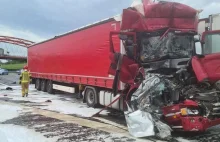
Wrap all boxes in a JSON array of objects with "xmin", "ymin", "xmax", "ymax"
[
  {"xmin": 0, "ymin": 124, "xmax": 55, "ymax": 142},
  {"xmin": 176, "ymin": 137, "xmax": 198, "ymax": 142},
  {"xmin": 0, "ymin": 104, "xmax": 22, "ymax": 122},
  {"xmin": 0, "ymin": 84, "xmax": 107, "ymax": 117},
  {"xmin": 0, "ymin": 84, "xmax": 192, "ymax": 142},
  {"xmin": 39, "ymin": 99, "xmax": 107, "ymax": 117},
  {"xmin": 0, "ymin": 102, "xmax": 56, "ymax": 142}
]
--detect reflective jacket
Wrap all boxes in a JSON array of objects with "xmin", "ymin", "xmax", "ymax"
[{"xmin": 20, "ymin": 70, "xmax": 31, "ymax": 83}]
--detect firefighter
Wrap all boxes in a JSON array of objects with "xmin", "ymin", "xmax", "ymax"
[
  {"xmin": 77, "ymin": 84, "xmax": 83, "ymax": 99},
  {"xmin": 19, "ymin": 65, "xmax": 31, "ymax": 97}
]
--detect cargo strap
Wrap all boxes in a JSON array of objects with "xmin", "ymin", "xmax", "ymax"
[
  {"xmin": 93, "ymin": 54, "xmax": 124, "ymax": 117},
  {"xmin": 92, "ymin": 93, "xmax": 124, "ymax": 117},
  {"xmin": 113, "ymin": 53, "xmax": 123, "ymax": 96}
]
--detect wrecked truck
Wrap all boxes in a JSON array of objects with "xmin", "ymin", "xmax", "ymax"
[
  {"xmin": 108, "ymin": 1, "xmax": 220, "ymax": 137},
  {"xmin": 28, "ymin": 0, "xmax": 220, "ymax": 138}
]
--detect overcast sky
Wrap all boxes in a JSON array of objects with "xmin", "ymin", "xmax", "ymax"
[{"xmin": 0, "ymin": 0, "xmax": 219, "ymax": 42}]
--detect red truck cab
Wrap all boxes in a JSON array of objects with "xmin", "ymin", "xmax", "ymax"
[{"xmin": 108, "ymin": 1, "xmax": 220, "ymax": 132}]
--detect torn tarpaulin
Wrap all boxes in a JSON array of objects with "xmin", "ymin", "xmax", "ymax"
[
  {"xmin": 124, "ymin": 102, "xmax": 172, "ymax": 138},
  {"xmin": 124, "ymin": 74, "xmax": 172, "ymax": 138},
  {"xmin": 154, "ymin": 119, "xmax": 172, "ymax": 138},
  {"xmin": 124, "ymin": 104, "xmax": 155, "ymax": 137}
]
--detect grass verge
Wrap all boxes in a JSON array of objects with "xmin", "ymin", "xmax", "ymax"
[{"xmin": 0, "ymin": 63, "xmax": 26, "ymax": 70}]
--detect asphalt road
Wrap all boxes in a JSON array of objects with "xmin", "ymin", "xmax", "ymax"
[
  {"xmin": 1, "ymin": 74, "xmax": 220, "ymax": 142},
  {"xmin": 0, "ymin": 102, "xmax": 138, "ymax": 142},
  {"xmin": 0, "ymin": 73, "xmax": 20, "ymax": 85},
  {"xmin": 0, "ymin": 74, "xmax": 143, "ymax": 142}
]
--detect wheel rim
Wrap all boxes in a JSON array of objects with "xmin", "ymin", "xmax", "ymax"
[{"xmin": 87, "ymin": 90, "xmax": 95, "ymax": 104}]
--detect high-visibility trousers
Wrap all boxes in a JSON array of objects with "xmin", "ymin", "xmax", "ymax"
[
  {"xmin": 79, "ymin": 84, "xmax": 83, "ymax": 91},
  {"xmin": 21, "ymin": 82, "xmax": 29, "ymax": 97}
]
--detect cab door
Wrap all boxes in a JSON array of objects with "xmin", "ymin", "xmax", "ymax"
[
  {"xmin": 192, "ymin": 30, "xmax": 220, "ymax": 82},
  {"xmin": 108, "ymin": 32, "xmax": 142, "ymax": 95}
]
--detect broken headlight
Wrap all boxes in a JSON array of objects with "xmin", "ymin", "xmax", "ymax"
[{"xmin": 180, "ymin": 108, "xmax": 199, "ymax": 116}]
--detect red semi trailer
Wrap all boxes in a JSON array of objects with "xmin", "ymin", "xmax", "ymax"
[{"xmin": 28, "ymin": 17, "xmax": 126, "ymax": 110}]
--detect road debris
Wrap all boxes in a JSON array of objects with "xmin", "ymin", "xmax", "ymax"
[
  {"xmin": 6, "ymin": 87, "xmax": 13, "ymax": 90},
  {"xmin": 45, "ymin": 100, "xmax": 52, "ymax": 103}
]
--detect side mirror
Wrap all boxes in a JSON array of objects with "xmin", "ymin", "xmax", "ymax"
[
  {"xmin": 194, "ymin": 35, "xmax": 200, "ymax": 42},
  {"xmin": 195, "ymin": 41, "xmax": 202, "ymax": 55},
  {"xmin": 119, "ymin": 34, "xmax": 128, "ymax": 40}
]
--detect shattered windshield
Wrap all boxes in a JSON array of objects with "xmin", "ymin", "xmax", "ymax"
[{"xmin": 140, "ymin": 32, "xmax": 194, "ymax": 62}]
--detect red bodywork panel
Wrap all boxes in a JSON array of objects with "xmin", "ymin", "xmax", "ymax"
[
  {"xmin": 121, "ymin": 2, "xmax": 198, "ymax": 32},
  {"xmin": 163, "ymin": 100, "xmax": 220, "ymax": 131},
  {"xmin": 28, "ymin": 19, "xmax": 121, "ymax": 89},
  {"xmin": 192, "ymin": 54, "xmax": 220, "ymax": 83},
  {"xmin": 108, "ymin": 53, "xmax": 139, "ymax": 84}
]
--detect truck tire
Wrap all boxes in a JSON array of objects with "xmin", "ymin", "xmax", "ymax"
[
  {"xmin": 41, "ymin": 80, "xmax": 47, "ymax": 92},
  {"xmin": 85, "ymin": 88, "xmax": 98, "ymax": 108},
  {"xmin": 36, "ymin": 79, "xmax": 41, "ymax": 91},
  {"xmin": 47, "ymin": 80, "xmax": 54, "ymax": 94}
]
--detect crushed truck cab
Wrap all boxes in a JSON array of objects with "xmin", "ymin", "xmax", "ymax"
[{"xmin": 109, "ymin": 0, "xmax": 220, "ymax": 136}]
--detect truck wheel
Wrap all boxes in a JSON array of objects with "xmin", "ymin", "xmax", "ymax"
[
  {"xmin": 47, "ymin": 80, "xmax": 54, "ymax": 94},
  {"xmin": 36, "ymin": 79, "xmax": 41, "ymax": 91},
  {"xmin": 85, "ymin": 88, "xmax": 98, "ymax": 108},
  {"xmin": 41, "ymin": 80, "xmax": 47, "ymax": 92}
]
